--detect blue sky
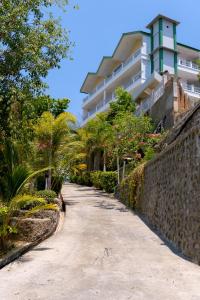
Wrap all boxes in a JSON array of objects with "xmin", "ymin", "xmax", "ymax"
[{"xmin": 46, "ymin": 0, "xmax": 200, "ymax": 121}]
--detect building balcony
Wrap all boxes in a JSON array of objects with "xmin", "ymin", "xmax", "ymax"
[
  {"xmin": 182, "ymin": 83, "xmax": 200, "ymax": 98},
  {"xmin": 82, "ymin": 72, "xmax": 142, "ymax": 124},
  {"xmin": 82, "ymin": 48, "xmax": 142, "ymax": 107},
  {"xmin": 178, "ymin": 58, "xmax": 200, "ymax": 72}
]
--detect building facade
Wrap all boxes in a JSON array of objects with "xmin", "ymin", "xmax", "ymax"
[{"xmin": 81, "ymin": 15, "xmax": 200, "ymax": 126}]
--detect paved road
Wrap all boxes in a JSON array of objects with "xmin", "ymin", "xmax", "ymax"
[{"xmin": 0, "ymin": 184, "xmax": 200, "ymax": 300}]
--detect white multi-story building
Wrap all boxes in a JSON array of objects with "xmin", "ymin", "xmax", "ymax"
[{"xmin": 81, "ymin": 15, "xmax": 200, "ymax": 125}]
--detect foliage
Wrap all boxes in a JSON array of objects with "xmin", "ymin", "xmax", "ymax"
[
  {"xmin": 90, "ymin": 171, "xmax": 117, "ymax": 193},
  {"xmin": 33, "ymin": 111, "xmax": 76, "ymax": 188},
  {"xmin": 69, "ymin": 172, "xmax": 92, "ymax": 186},
  {"xmin": 0, "ymin": 194, "xmax": 58, "ymax": 250},
  {"xmin": 34, "ymin": 190, "xmax": 57, "ymax": 201},
  {"xmin": 51, "ymin": 176, "xmax": 64, "ymax": 194},
  {"xmin": 116, "ymin": 163, "xmax": 145, "ymax": 209},
  {"xmin": 0, "ymin": 141, "xmax": 49, "ymax": 203},
  {"xmin": 99, "ymin": 171, "xmax": 118, "ymax": 193},
  {"xmin": 0, "ymin": 0, "xmax": 72, "ymax": 137},
  {"xmin": 107, "ymin": 87, "xmax": 136, "ymax": 122},
  {"xmin": 90, "ymin": 172, "xmax": 102, "ymax": 189},
  {"xmin": 74, "ymin": 88, "xmax": 161, "ymax": 178},
  {"xmin": 30, "ymin": 96, "xmax": 70, "ymax": 119}
]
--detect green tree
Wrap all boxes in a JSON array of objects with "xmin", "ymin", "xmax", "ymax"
[
  {"xmin": 107, "ymin": 87, "xmax": 136, "ymax": 122},
  {"xmin": 0, "ymin": 0, "xmax": 71, "ymax": 138},
  {"xmin": 84, "ymin": 113, "xmax": 114, "ymax": 171},
  {"xmin": 34, "ymin": 111, "xmax": 76, "ymax": 188}
]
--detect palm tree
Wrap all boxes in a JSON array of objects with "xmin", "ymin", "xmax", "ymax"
[
  {"xmin": 0, "ymin": 141, "xmax": 50, "ymax": 203},
  {"xmin": 84, "ymin": 113, "xmax": 114, "ymax": 171},
  {"xmin": 34, "ymin": 111, "xmax": 76, "ymax": 189}
]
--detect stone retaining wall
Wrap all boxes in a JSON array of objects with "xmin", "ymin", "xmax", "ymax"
[{"xmin": 141, "ymin": 126, "xmax": 200, "ymax": 263}]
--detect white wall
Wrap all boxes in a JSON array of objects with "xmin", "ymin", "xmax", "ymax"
[
  {"xmin": 163, "ymin": 19, "xmax": 174, "ymax": 50},
  {"xmin": 163, "ymin": 51, "xmax": 175, "ymax": 74},
  {"xmin": 142, "ymin": 35, "xmax": 151, "ymax": 55}
]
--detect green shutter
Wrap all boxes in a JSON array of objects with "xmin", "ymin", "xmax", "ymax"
[
  {"xmin": 159, "ymin": 18, "xmax": 163, "ymax": 47},
  {"xmin": 151, "ymin": 26, "xmax": 154, "ymax": 73}
]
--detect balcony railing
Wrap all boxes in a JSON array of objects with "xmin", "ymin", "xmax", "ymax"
[
  {"xmin": 83, "ymin": 72, "xmax": 142, "ymax": 122},
  {"xmin": 182, "ymin": 83, "xmax": 200, "ymax": 96},
  {"xmin": 178, "ymin": 58, "xmax": 200, "ymax": 72},
  {"xmin": 83, "ymin": 48, "xmax": 141, "ymax": 104}
]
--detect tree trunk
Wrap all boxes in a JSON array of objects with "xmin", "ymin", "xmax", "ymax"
[{"xmin": 122, "ymin": 160, "xmax": 126, "ymax": 180}]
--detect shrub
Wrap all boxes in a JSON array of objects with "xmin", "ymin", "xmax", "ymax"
[
  {"xmin": 18, "ymin": 195, "xmax": 47, "ymax": 210},
  {"xmin": 90, "ymin": 171, "xmax": 117, "ymax": 193},
  {"xmin": 90, "ymin": 171, "xmax": 102, "ymax": 189},
  {"xmin": 100, "ymin": 171, "xmax": 118, "ymax": 193},
  {"xmin": 34, "ymin": 190, "xmax": 57, "ymax": 201},
  {"xmin": 69, "ymin": 172, "xmax": 92, "ymax": 186},
  {"xmin": 116, "ymin": 163, "xmax": 145, "ymax": 210}
]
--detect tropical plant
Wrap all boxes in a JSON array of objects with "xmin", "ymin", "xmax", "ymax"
[
  {"xmin": 0, "ymin": 195, "xmax": 58, "ymax": 250},
  {"xmin": 33, "ymin": 111, "xmax": 76, "ymax": 188},
  {"xmin": 0, "ymin": 141, "xmax": 50, "ymax": 203},
  {"xmin": 34, "ymin": 190, "xmax": 57, "ymax": 201}
]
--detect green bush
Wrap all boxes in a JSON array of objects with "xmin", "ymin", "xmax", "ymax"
[
  {"xmin": 90, "ymin": 171, "xmax": 117, "ymax": 193},
  {"xmin": 69, "ymin": 172, "xmax": 92, "ymax": 186},
  {"xmin": 90, "ymin": 171, "xmax": 102, "ymax": 189},
  {"xmin": 34, "ymin": 190, "xmax": 57, "ymax": 200},
  {"xmin": 100, "ymin": 171, "xmax": 118, "ymax": 193},
  {"xmin": 70, "ymin": 171, "xmax": 117, "ymax": 193},
  {"xmin": 116, "ymin": 163, "xmax": 145, "ymax": 210}
]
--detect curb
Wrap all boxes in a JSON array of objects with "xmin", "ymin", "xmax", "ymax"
[{"xmin": 0, "ymin": 211, "xmax": 64, "ymax": 270}]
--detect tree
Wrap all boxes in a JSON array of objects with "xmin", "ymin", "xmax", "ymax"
[
  {"xmin": 107, "ymin": 87, "xmax": 136, "ymax": 123},
  {"xmin": 0, "ymin": 140, "xmax": 50, "ymax": 203},
  {"xmin": 33, "ymin": 111, "xmax": 76, "ymax": 188},
  {"xmin": 30, "ymin": 96, "xmax": 70, "ymax": 118},
  {"xmin": 0, "ymin": 0, "xmax": 71, "ymax": 138},
  {"xmin": 84, "ymin": 113, "xmax": 114, "ymax": 171}
]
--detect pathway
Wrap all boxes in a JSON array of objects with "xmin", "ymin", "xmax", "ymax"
[{"xmin": 0, "ymin": 183, "xmax": 200, "ymax": 300}]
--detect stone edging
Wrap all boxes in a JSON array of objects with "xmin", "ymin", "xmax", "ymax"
[{"xmin": 0, "ymin": 211, "xmax": 64, "ymax": 270}]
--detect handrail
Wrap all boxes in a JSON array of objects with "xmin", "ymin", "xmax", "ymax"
[
  {"xmin": 83, "ymin": 48, "xmax": 141, "ymax": 104},
  {"xmin": 178, "ymin": 58, "xmax": 200, "ymax": 71},
  {"xmin": 83, "ymin": 72, "xmax": 142, "ymax": 122}
]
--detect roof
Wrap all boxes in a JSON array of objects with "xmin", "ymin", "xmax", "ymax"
[
  {"xmin": 80, "ymin": 31, "xmax": 149, "ymax": 93},
  {"xmin": 146, "ymin": 14, "xmax": 180, "ymax": 29}
]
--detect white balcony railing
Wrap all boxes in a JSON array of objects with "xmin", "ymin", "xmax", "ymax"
[
  {"xmin": 83, "ymin": 72, "xmax": 142, "ymax": 122},
  {"xmin": 182, "ymin": 83, "xmax": 200, "ymax": 96},
  {"xmin": 178, "ymin": 58, "xmax": 200, "ymax": 72},
  {"xmin": 83, "ymin": 48, "xmax": 141, "ymax": 104}
]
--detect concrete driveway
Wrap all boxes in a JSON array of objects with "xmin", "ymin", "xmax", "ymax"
[{"xmin": 0, "ymin": 183, "xmax": 200, "ymax": 300}]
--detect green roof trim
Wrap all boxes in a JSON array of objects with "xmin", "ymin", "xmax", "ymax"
[
  {"xmin": 80, "ymin": 29, "xmax": 200, "ymax": 93},
  {"xmin": 80, "ymin": 31, "xmax": 150, "ymax": 93}
]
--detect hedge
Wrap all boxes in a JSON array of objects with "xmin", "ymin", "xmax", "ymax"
[
  {"xmin": 70, "ymin": 171, "xmax": 117, "ymax": 193},
  {"xmin": 115, "ymin": 163, "xmax": 145, "ymax": 210}
]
